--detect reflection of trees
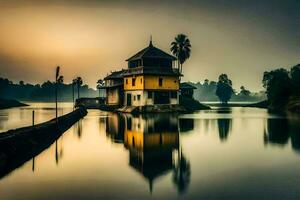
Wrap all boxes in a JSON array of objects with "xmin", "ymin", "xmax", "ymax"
[
  {"xmin": 173, "ymin": 150, "xmax": 191, "ymax": 194},
  {"xmin": 75, "ymin": 120, "xmax": 82, "ymax": 138},
  {"xmin": 179, "ymin": 118, "xmax": 194, "ymax": 133},
  {"xmin": 264, "ymin": 119, "xmax": 289, "ymax": 146},
  {"xmin": 264, "ymin": 118, "xmax": 300, "ymax": 153},
  {"xmin": 217, "ymin": 119, "xmax": 231, "ymax": 141},
  {"xmin": 55, "ymin": 138, "xmax": 64, "ymax": 165},
  {"xmin": 289, "ymin": 118, "xmax": 300, "ymax": 152}
]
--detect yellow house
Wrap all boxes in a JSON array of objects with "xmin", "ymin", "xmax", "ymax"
[{"xmin": 123, "ymin": 40, "xmax": 180, "ymax": 107}]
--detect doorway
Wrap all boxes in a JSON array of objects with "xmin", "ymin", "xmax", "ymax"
[
  {"xmin": 127, "ymin": 93, "xmax": 132, "ymax": 106},
  {"xmin": 154, "ymin": 91, "xmax": 170, "ymax": 104}
]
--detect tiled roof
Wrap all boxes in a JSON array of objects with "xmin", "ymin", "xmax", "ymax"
[
  {"xmin": 180, "ymin": 82, "xmax": 197, "ymax": 89},
  {"xmin": 104, "ymin": 70, "xmax": 126, "ymax": 80},
  {"xmin": 126, "ymin": 41, "xmax": 176, "ymax": 61}
]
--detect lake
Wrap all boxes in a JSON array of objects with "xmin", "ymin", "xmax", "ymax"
[{"xmin": 0, "ymin": 103, "xmax": 300, "ymax": 200}]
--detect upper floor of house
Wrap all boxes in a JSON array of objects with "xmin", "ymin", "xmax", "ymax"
[{"xmin": 125, "ymin": 40, "xmax": 179, "ymax": 75}]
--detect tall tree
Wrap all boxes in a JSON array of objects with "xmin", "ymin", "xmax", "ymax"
[
  {"xmin": 76, "ymin": 77, "xmax": 83, "ymax": 99},
  {"xmin": 72, "ymin": 78, "xmax": 77, "ymax": 107},
  {"xmin": 263, "ymin": 68, "xmax": 292, "ymax": 110},
  {"xmin": 240, "ymin": 86, "xmax": 251, "ymax": 96},
  {"xmin": 291, "ymin": 64, "xmax": 300, "ymax": 92},
  {"xmin": 96, "ymin": 79, "xmax": 104, "ymax": 98},
  {"xmin": 170, "ymin": 34, "xmax": 191, "ymax": 76},
  {"xmin": 215, "ymin": 74, "xmax": 233, "ymax": 104},
  {"xmin": 55, "ymin": 66, "xmax": 63, "ymax": 122}
]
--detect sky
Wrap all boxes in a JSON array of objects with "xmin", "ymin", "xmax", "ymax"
[{"xmin": 0, "ymin": 0, "xmax": 299, "ymax": 91}]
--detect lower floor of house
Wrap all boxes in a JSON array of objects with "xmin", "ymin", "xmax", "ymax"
[{"xmin": 124, "ymin": 90, "xmax": 178, "ymax": 107}]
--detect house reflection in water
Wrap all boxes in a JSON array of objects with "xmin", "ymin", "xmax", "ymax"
[
  {"xmin": 105, "ymin": 113, "xmax": 125, "ymax": 143},
  {"xmin": 105, "ymin": 113, "xmax": 191, "ymax": 193}
]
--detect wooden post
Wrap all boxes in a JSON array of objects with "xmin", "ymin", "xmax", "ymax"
[
  {"xmin": 32, "ymin": 157, "xmax": 35, "ymax": 172},
  {"xmin": 32, "ymin": 110, "xmax": 35, "ymax": 126}
]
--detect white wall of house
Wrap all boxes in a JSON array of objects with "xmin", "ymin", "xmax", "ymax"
[
  {"xmin": 124, "ymin": 90, "xmax": 178, "ymax": 106},
  {"xmin": 124, "ymin": 90, "xmax": 147, "ymax": 106},
  {"xmin": 170, "ymin": 92, "xmax": 179, "ymax": 105},
  {"xmin": 107, "ymin": 88, "xmax": 120, "ymax": 105}
]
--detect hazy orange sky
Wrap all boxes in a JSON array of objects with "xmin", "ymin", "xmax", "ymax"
[{"xmin": 0, "ymin": 0, "xmax": 299, "ymax": 91}]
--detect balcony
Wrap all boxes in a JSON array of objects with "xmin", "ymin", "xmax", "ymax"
[{"xmin": 124, "ymin": 66, "xmax": 181, "ymax": 76}]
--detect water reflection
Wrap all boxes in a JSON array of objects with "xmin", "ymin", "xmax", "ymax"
[
  {"xmin": 217, "ymin": 119, "xmax": 232, "ymax": 141},
  {"xmin": 105, "ymin": 113, "xmax": 191, "ymax": 194},
  {"xmin": 264, "ymin": 117, "xmax": 300, "ymax": 152},
  {"xmin": 179, "ymin": 118, "xmax": 194, "ymax": 133},
  {"xmin": 106, "ymin": 113, "xmax": 125, "ymax": 143},
  {"xmin": 75, "ymin": 120, "xmax": 83, "ymax": 138},
  {"xmin": 173, "ymin": 150, "xmax": 191, "ymax": 194},
  {"xmin": 2, "ymin": 105, "xmax": 300, "ymax": 199}
]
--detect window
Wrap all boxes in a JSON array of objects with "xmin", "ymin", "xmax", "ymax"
[
  {"xmin": 140, "ymin": 78, "xmax": 143, "ymax": 84},
  {"xmin": 148, "ymin": 91, "xmax": 153, "ymax": 99},
  {"xmin": 126, "ymin": 79, "xmax": 128, "ymax": 84},
  {"xmin": 133, "ymin": 95, "xmax": 136, "ymax": 101},
  {"xmin": 171, "ymin": 91, "xmax": 177, "ymax": 99},
  {"xmin": 159, "ymin": 78, "xmax": 163, "ymax": 86},
  {"xmin": 132, "ymin": 78, "xmax": 136, "ymax": 86},
  {"xmin": 137, "ymin": 95, "xmax": 141, "ymax": 101}
]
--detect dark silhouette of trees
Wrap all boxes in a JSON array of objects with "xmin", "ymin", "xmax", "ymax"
[
  {"xmin": 291, "ymin": 64, "xmax": 300, "ymax": 92},
  {"xmin": 75, "ymin": 77, "xmax": 83, "ymax": 99},
  {"xmin": 55, "ymin": 66, "xmax": 64, "ymax": 121},
  {"xmin": 0, "ymin": 77, "xmax": 97, "ymax": 102},
  {"xmin": 215, "ymin": 74, "xmax": 233, "ymax": 104},
  {"xmin": 170, "ymin": 34, "xmax": 191, "ymax": 75},
  {"xmin": 262, "ymin": 64, "xmax": 300, "ymax": 111},
  {"xmin": 240, "ymin": 86, "xmax": 251, "ymax": 96},
  {"xmin": 263, "ymin": 68, "xmax": 292, "ymax": 110},
  {"xmin": 97, "ymin": 79, "xmax": 104, "ymax": 98},
  {"xmin": 72, "ymin": 78, "xmax": 77, "ymax": 107},
  {"xmin": 179, "ymin": 80, "xmax": 265, "ymax": 102}
]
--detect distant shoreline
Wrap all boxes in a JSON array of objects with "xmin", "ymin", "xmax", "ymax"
[
  {"xmin": 203, "ymin": 101, "xmax": 267, "ymax": 108},
  {"xmin": 0, "ymin": 99, "xmax": 28, "ymax": 110}
]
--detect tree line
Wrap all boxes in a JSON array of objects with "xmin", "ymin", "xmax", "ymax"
[
  {"xmin": 263, "ymin": 64, "xmax": 300, "ymax": 111},
  {"xmin": 0, "ymin": 76, "xmax": 100, "ymax": 102},
  {"xmin": 188, "ymin": 78, "xmax": 266, "ymax": 103}
]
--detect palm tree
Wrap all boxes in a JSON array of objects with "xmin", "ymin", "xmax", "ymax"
[
  {"xmin": 170, "ymin": 34, "xmax": 191, "ymax": 76},
  {"xmin": 76, "ymin": 77, "xmax": 83, "ymax": 99},
  {"xmin": 55, "ymin": 66, "xmax": 63, "ymax": 122},
  {"xmin": 96, "ymin": 79, "xmax": 104, "ymax": 98},
  {"xmin": 72, "ymin": 78, "xmax": 77, "ymax": 108}
]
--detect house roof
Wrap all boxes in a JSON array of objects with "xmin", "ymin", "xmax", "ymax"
[
  {"xmin": 126, "ymin": 41, "xmax": 177, "ymax": 61},
  {"xmin": 180, "ymin": 82, "xmax": 197, "ymax": 89},
  {"xmin": 104, "ymin": 70, "xmax": 126, "ymax": 80}
]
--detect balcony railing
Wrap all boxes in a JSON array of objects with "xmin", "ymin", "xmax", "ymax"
[{"xmin": 125, "ymin": 66, "xmax": 181, "ymax": 76}]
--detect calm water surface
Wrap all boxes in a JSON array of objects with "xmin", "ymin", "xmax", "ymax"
[{"xmin": 0, "ymin": 103, "xmax": 300, "ymax": 200}]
